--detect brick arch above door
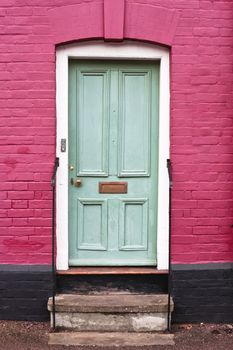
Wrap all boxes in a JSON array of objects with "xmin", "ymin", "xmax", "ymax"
[{"xmin": 48, "ymin": 0, "xmax": 180, "ymax": 46}]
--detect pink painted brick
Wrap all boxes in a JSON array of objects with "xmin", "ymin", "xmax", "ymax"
[
  {"xmin": 34, "ymin": 209, "xmax": 52, "ymax": 218},
  {"xmin": 29, "ymin": 200, "xmax": 52, "ymax": 209},
  {"xmin": 0, "ymin": 201, "xmax": 11, "ymax": 209},
  {"xmin": 12, "ymin": 218, "xmax": 28, "ymax": 227},
  {"xmin": 12, "ymin": 200, "xmax": 28, "ymax": 209},
  {"xmin": 7, "ymin": 209, "xmax": 34, "ymax": 218},
  {"xmin": 8, "ymin": 191, "xmax": 34, "ymax": 200},
  {"xmin": 8, "ymin": 227, "xmax": 35, "ymax": 236},
  {"xmin": 193, "ymin": 226, "xmax": 219, "ymax": 236},
  {"xmin": 0, "ymin": 0, "xmax": 233, "ymax": 265}
]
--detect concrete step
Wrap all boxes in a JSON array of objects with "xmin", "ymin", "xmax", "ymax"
[
  {"xmin": 48, "ymin": 294, "xmax": 173, "ymax": 332},
  {"xmin": 48, "ymin": 294, "xmax": 173, "ymax": 313},
  {"xmin": 49, "ymin": 331, "xmax": 175, "ymax": 347}
]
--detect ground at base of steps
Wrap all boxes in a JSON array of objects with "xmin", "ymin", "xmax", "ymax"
[{"xmin": 0, "ymin": 321, "xmax": 233, "ymax": 350}]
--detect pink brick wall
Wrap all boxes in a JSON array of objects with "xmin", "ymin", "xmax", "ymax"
[{"xmin": 0, "ymin": 0, "xmax": 233, "ymax": 265}]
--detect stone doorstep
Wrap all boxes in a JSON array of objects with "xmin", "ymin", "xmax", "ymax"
[
  {"xmin": 48, "ymin": 294, "xmax": 174, "ymax": 313},
  {"xmin": 52, "ymin": 312, "xmax": 168, "ymax": 332},
  {"xmin": 48, "ymin": 331, "xmax": 175, "ymax": 347}
]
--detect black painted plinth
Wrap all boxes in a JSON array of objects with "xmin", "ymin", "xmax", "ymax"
[
  {"xmin": 171, "ymin": 263, "xmax": 233, "ymax": 323},
  {"xmin": 0, "ymin": 263, "xmax": 233, "ymax": 323},
  {"xmin": 0, "ymin": 265, "xmax": 52, "ymax": 321}
]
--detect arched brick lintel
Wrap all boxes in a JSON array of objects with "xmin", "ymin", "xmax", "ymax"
[
  {"xmin": 125, "ymin": 2, "xmax": 180, "ymax": 47},
  {"xmin": 49, "ymin": 1, "xmax": 180, "ymax": 46}
]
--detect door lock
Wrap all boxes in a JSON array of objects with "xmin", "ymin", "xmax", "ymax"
[{"xmin": 70, "ymin": 178, "xmax": 82, "ymax": 187}]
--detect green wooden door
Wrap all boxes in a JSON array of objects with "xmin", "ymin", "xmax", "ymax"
[{"xmin": 68, "ymin": 60, "xmax": 159, "ymax": 266}]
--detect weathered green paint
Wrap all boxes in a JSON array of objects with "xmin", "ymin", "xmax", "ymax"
[{"xmin": 68, "ymin": 60, "xmax": 159, "ymax": 266}]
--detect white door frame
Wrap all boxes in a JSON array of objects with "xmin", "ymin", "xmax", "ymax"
[{"xmin": 56, "ymin": 40, "xmax": 170, "ymax": 270}]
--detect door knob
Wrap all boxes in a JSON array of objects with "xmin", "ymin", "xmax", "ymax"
[
  {"xmin": 75, "ymin": 179, "xmax": 82, "ymax": 187},
  {"xmin": 70, "ymin": 178, "xmax": 82, "ymax": 187}
]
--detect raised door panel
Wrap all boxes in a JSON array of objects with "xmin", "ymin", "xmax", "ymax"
[
  {"xmin": 118, "ymin": 70, "xmax": 151, "ymax": 177},
  {"xmin": 77, "ymin": 70, "xmax": 109, "ymax": 176},
  {"xmin": 119, "ymin": 199, "xmax": 148, "ymax": 251},
  {"xmin": 77, "ymin": 199, "xmax": 108, "ymax": 251}
]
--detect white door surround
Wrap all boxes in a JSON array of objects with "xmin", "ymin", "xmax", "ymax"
[{"xmin": 56, "ymin": 40, "xmax": 170, "ymax": 270}]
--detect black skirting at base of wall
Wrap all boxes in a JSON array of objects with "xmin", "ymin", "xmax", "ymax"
[
  {"xmin": 0, "ymin": 263, "xmax": 232, "ymax": 322},
  {"xmin": 0, "ymin": 265, "xmax": 52, "ymax": 321},
  {"xmin": 171, "ymin": 263, "xmax": 233, "ymax": 323}
]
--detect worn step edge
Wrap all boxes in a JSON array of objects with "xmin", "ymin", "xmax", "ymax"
[
  {"xmin": 48, "ymin": 294, "xmax": 174, "ymax": 313},
  {"xmin": 48, "ymin": 331, "xmax": 175, "ymax": 347}
]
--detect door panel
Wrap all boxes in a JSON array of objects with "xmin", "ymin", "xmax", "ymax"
[
  {"xmin": 77, "ymin": 199, "xmax": 108, "ymax": 251},
  {"xmin": 118, "ymin": 71, "xmax": 151, "ymax": 176},
  {"xmin": 68, "ymin": 60, "xmax": 159, "ymax": 266},
  {"xmin": 77, "ymin": 71, "xmax": 109, "ymax": 176},
  {"xmin": 119, "ymin": 199, "xmax": 148, "ymax": 251}
]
